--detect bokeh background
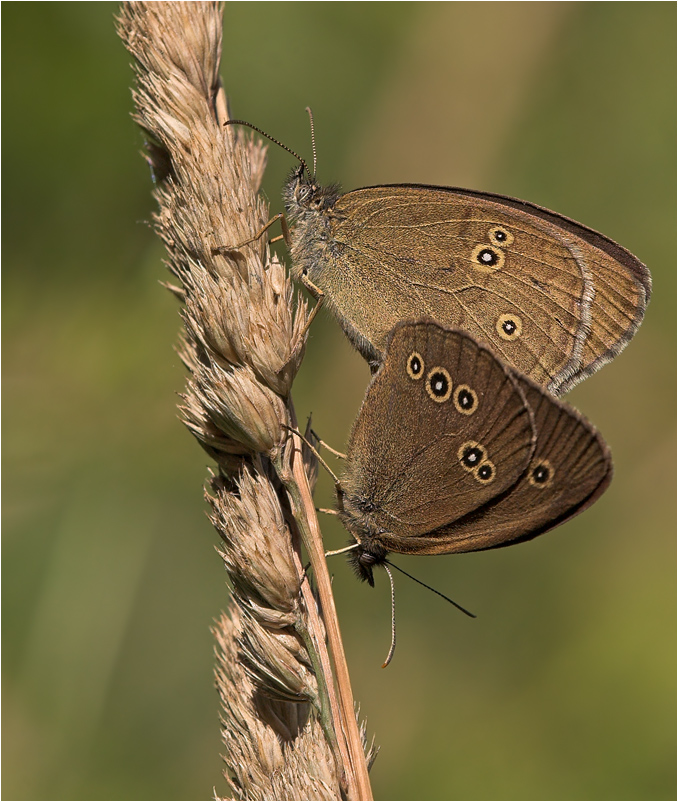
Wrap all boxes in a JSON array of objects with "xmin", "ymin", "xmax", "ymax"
[{"xmin": 3, "ymin": 3, "xmax": 675, "ymax": 799}]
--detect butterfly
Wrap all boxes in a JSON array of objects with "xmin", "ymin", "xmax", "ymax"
[{"xmin": 336, "ymin": 319, "xmax": 613, "ymax": 585}]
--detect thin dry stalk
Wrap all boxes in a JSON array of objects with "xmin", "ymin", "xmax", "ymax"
[{"xmin": 116, "ymin": 3, "xmax": 373, "ymax": 800}]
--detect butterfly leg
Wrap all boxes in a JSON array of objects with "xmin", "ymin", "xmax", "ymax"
[
  {"xmin": 277, "ymin": 269, "xmax": 325, "ymax": 376},
  {"xmin": 211, "ymin": 212, "xmax": 287, "ymax": 255},
  {"xmin": 324, "ymin": 542, "xmax": 360, "ymax": 557},
  {"xmin": 295, "ymin": 272, "xmax": 326, "ymax": 342},
  {"xmin": 310, "ymin": 429, "xmax": 347, "ymax": 460}
]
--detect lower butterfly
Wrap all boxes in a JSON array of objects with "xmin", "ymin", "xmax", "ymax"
[{"xmin": 336, "ymin": 319, "xmax": 613, "ymax": 585}]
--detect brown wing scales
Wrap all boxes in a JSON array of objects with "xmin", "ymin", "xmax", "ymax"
[
  {"xmin": 340, "ymin": 322, "xmax": 535, "ymax": 540},
  {"xmin": 328, "ymin": 185, "xmax": 648, "ymax": 395},
  {"xmin": 389, "ymin": 372, "xmax": 613, "ymax": 555},
  {"xmin": 331, "ymin": 188, "xmax": 587, "ymax": 391}
]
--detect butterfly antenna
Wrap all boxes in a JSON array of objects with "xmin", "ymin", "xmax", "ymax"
[
  {"xmin": 305, "ymin": 106, "xmax": 317, "ymax": 176},
  {"xmin": 385, "ymin": 560, "xmax": 476, "ymax": 618},
  {"xmin": 381, "ymin": 564, "xmax": 397, "ymax": 668},
  {"xmin": 224, "ymin": 119, "xmax": 311, "ymax": 177}
]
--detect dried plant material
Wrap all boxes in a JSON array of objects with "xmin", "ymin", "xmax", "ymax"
[
  {"xmin": 210, "ymin": 468, "xmax": 300, "ymax": 615},
  {"xmin": 302, "ymin": 418, "xmax": 320, "ymax": 495},
  {"xmin": 239, "ymin": 612, "xmax": 318, "ymax": 704},
  {"xmin": 214, "ymin": 609, "xmax": 341, "ymax": 801},
  {"xmin": 188, "ymin": 360, "xmax": 288, "ymax": 455},
  {"xmin": 117, "ymin": 2, "xmax": 373, "ymax": 800}
]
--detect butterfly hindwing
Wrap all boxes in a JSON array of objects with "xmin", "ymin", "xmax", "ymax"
[{"xmin": 379, "ymin": 371, "xmax": 613, "ymax": 555}]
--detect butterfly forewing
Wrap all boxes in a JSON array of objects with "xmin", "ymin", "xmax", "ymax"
[
  {"xmin": 315, "ymin": 184, "xmax": 649, "ymax": 395},
  {"xmin": 341, "ymin": 321, "xmax": 536, "ymax": 540},
  {"xmin": 567, "ymin": 253, "xmax": 650, "ymax": 393},
  {"xmin": 330, "ymin": 188, "xmax": 586, "ymax": 389}
]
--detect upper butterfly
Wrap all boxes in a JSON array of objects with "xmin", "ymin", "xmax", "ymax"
[
  {"xmin": 337, "ymin": 320, "xmax": 613, "ymax": 585},
  {"xmin": 282, "ymin": 161, "xmax": 651, "ymax": 396}
]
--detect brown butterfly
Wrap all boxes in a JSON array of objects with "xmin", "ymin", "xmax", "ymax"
[
  {"xmin": 283, "ymin": 163, "xmax": 651, "ymax": 396},
  {"xmin": 336, "ymin": 320, "xmax": 613, "ymax": 585}
]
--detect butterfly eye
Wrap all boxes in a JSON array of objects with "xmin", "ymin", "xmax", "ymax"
[
  {"xmin": 496, "ymin": 313, "xmax": 523, "ymax": 341},
  {"xmin": 406, "ymin": 351, "xmax": 424, "ymax": 380},
  {"xmin": 458, "ymin": 441, "xmax": 487, "ymax": 472},
  {"xmin": 426, "ymin": 367, "xmax": 452, "ymax": 402},
  {"xmin": 488, "ymin": 226, "xmax": 514, "ymax": 247},
  {"xmin": 471, "ymin": 244, "xmax": 505, "ymax": 272},
  {"xmin": 529, "ymin": 459, "xmax": 554, "ymax": 488},
  {"xmin": 454, "ymin": 384, "xmax": 479, "ymax": 415},
  {"xmin": 297, "ymin": 184, "xmax": 312, "ymax": 202},
  {"xmin": 474, "ymin": 460, "xmax": 496, "ymax": 484}
]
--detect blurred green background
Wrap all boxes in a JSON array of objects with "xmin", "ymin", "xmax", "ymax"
[{"xmin": 3, "ymin": 2, "xmax": 675, "ymax": 799}]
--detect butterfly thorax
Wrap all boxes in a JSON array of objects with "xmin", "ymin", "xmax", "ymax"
[{"xmin": 283, "ymin": 166, "xmax": 343, "ymax": 280}]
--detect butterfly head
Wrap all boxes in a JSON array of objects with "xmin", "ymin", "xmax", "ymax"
[
  {"xmin": 283, "ymin": 165, "xmax": 341, "ymax": 223},
  {"xmin": 347, "ymin": 540, "xmax": 389, "ymax": 587},
  {"xmin": 336, "ymin": 485, "xmax": 389, "ymax": 586}
]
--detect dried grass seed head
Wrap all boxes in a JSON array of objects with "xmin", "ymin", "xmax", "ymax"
[
  {"xmin": 189, "ymin": 360, "xmax": 287, "ymax": 455},
  {"xmin": 183, "ymin": 257, "xmax": 307, "ymax": 397},
  {"xmin": 209, "ymin": 467, "xmax": 300, "ymax": 612},
  {"xmin": 238, "ymin": 609, "xmax": 318, "ymax": 705},
  {"xmin": 213, "ymin": 609, "xmax": 342, "ymax": 801}
]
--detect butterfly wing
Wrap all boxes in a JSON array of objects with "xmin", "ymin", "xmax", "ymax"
[
  {"xmin": 322, "ymin": 185, "xmax": 649, "ymax": 394},
  {"xmin": 395, "ymin": 374, "xmax": 613, "ymax": 555},
  {"xmin": 340, "ymin": 321, "xmax": 536, "ymax": 543}
]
